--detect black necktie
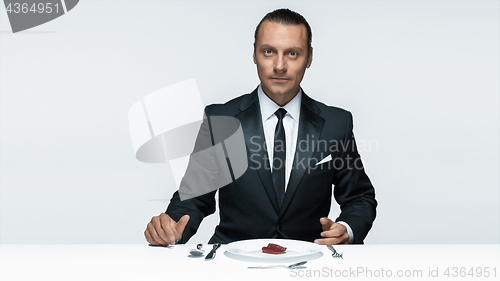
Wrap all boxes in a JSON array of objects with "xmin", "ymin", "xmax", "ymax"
[{"xmin": 272, "ymin": 108, "xmax": 287, "ymax": 207}]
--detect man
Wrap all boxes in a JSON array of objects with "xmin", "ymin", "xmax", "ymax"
[{"xmin": 145, "ymin": 8, "xmax": 376, "ymax": 246}]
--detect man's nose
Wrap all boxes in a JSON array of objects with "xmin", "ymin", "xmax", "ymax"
[{"xmin": 274, "ymin": 55, "xmax": 287, "ymax": 73}]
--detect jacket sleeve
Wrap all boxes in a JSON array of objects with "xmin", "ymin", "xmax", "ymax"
[
  {"xmin": 333, "ymin": 111, "xmax": 377, "ymax": 244},
  {"xmin": 165, "ymin": 106, "xmax": 219, "ymax": 243}
]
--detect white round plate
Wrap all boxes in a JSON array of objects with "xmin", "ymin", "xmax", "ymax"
[{"xmin": 224, "ymin": 239, "xmax": 323, "ymax": 263}]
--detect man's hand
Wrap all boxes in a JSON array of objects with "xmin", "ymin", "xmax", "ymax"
[
  {"xmin": 144, "ymin": 213, "xmax": 190, "ymax": 246},
  {"xmin": 314, "ymin": 217, "xmax": 349, "ymax": 245}
]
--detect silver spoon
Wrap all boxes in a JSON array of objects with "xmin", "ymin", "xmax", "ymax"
[
  {"xmin": 189, "ymin": 244, "xmax": 204, "ymax": 256},
  {"xmin": 248, "ymin": 261, "xmax": 307, "ymax": 269}
]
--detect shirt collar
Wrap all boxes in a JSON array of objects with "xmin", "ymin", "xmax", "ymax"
[{"xmin": 257, "ymin": 84, "xmax": 302, "ymax": 122}]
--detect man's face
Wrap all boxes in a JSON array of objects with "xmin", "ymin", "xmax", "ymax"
[{"xmin": 253, "ymin": 20, "xmax": 312, "ymax": 105}]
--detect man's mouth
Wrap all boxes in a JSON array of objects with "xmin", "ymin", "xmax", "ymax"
[{"xmin": 271, "ymin": 77, "xmax": 289, "ymax": 82}]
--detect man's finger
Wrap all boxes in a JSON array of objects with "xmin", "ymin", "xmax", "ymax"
[
  {"xmin": 321, "ymin": 229, "xmax": 343, "ymax": 238},
  {"xmin": 175, "ymin": 214, "xmax": 190, "ymax": 234},
  {"xmin": 315, "ymin": 233, "xmax": 349, "ymax": 245},
  {"xmin": 156, "ymin": 213, "xmax": 176, "ymax": 244},
  {"xmin": 314, "ymin": 237, "xmax": 342, "ymax": 245},
  {"xmin": 321, "ymin": 223, "xmax": 347, "ymax": 238},
  {"xmin": 159, "ymin": 213, "xmax": 172, "ymax": 224},
  {"xmin": 147, "ymin": 221, "xmax": 168, "ymax": 245},
  {"xmin": 161, "ymin": 220, "xmax": 177, "ymax": 244},
  {"xmin": 319, "ymin": 217, "xmax": 335, "ymax": 231},
  {"xmin": 169, "ymin": 215, "xmax": 190, "ymax": 244},
  {"xmin": 152, "ymin": 216, "xmax": 171, "ymax": 244},
  {"xmin": 144, "ymin": 228, "xmax": 158, "ymax": 245}
]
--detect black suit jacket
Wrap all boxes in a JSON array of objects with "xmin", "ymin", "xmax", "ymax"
[{"xmin": 166, "ymin": 88, "xmax": 377, "ymax": 244}]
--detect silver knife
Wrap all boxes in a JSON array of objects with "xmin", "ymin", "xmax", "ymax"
[{"xmin": 205, "ymin": 243, "xmax": 221, "ymax": 260}]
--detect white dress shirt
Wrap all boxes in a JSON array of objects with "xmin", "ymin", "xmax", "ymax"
[
  {"xmin": 257, "ymin": 85, "xmax": 301, "ymax": 191},
  {"xmin": 257, "ymin": 85, "xmax": 354, "ymax": 244}
]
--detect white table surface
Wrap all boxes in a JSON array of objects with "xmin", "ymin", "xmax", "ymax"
[{"xmin": 1, "ymin": 244, "xmax": 499, "ymax": 280}]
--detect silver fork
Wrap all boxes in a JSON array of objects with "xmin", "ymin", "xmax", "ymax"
[{"xmin": 327, "ymin": 245, "xmax": 344, "ymax": 259}]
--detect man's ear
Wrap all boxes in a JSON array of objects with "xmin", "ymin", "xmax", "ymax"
[
  {"xmin": 252, "ymin": 42, "xmax": 257, "ymax": 64},
  {"xmin": 306, "ymin": 47, "xmax": 313, "ymax": 68}
]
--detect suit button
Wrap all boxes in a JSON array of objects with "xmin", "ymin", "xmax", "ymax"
[{"xmin": 276, "ymin": 225, "xmax": 282, "ymax": 231}]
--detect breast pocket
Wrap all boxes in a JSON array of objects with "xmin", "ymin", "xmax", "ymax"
[{"xmin": 306, "ymin": 153, "xmax": 334, "ymax": 175}]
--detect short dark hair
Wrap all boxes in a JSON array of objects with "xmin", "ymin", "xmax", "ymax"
[{"xmin": 254, "ymin": 8, "xmax": 312, "ymax": 53}]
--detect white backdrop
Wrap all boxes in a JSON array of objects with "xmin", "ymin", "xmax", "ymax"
[{"xmin": 0, "ymin": 0, "xmax": 498, "ymax": 244}]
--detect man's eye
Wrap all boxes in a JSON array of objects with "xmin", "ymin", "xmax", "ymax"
[
  {"xmin": 289, "ymin": 51, "xmax": 297, "ymax": 57},
  {"xmin": 264, "ymin": 49, "xmax": 273, "ymax": 55}
]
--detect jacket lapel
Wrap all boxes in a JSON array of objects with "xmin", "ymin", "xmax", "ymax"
[
  {"xmin": 279, "ymin": 93, "xmax": 324, "ymax": 219},
  {"xmin": 237, "ymin": 90, "xmax": 280, "ymax": 214}
]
